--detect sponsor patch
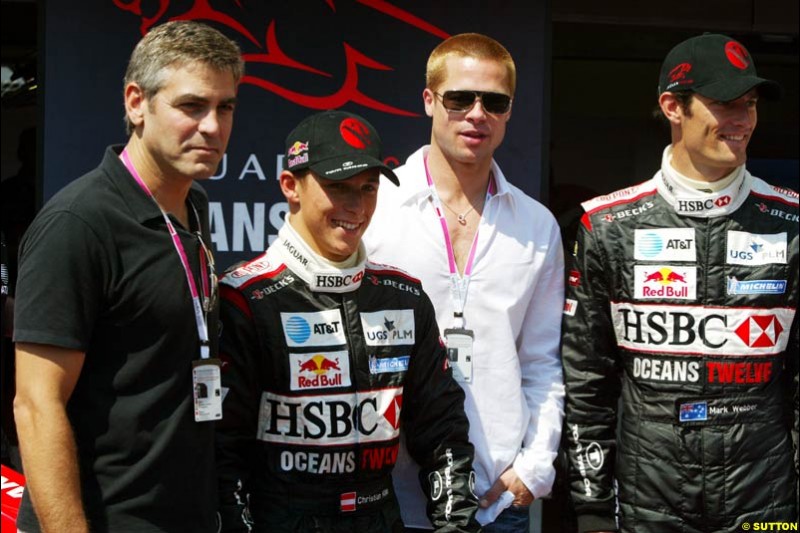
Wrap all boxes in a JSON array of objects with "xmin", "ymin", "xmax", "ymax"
[
  {"xmin": 631, "ymin": 356, "xmax": 701, "ymax": 383},
  {"xmin": 727, "ymin": 276, "xmax": 787, "ymax": 295},
  {"xmin": 312, "ymin": 269, "xmax": 365, "ymax": 292},
  {"xmin": 706, "ymin": 360, "xmax": 773, "ymax": 384},
  {"xmin": 361, "ymin": 310, "xmax": 415, "ymax": 346},
  {"xmin": 568, "ymin": 270, "xmax": 581, "ymax": 287},
  {"xmin": 755, "ymin": 203, "xmax": 800, "ymax": 222},
  {"xmin": 368, "ymin": 355, "xmax": 410, "ymax": 374},
  {"xmin": 564, "ymin": 299, "xmax": 578, "ymax": 316},
  {"xmin": 429, "ymin": 471, "xmax": 443, "ymax": 501},
  {"xmin": 584, "ymin": 442, "xmax": 604, "ymax": 471},
  {"xmin": 251, "ymin": 275, "xmax": 295, "ymax": 299},
  {"xmin": 366, "ymin": 274, "xmax": 421, "ymax": 296},
  {"xmin": 726, "ymin": 231, "xmax": 787, "ymax": 265},
  {"xmin": 611, "ymin": 303, "xmax": 795, "ymax": 356},
  {"xmin": 287, "ymin": 140, "xmax": 309, "ymax": 157},
  {"xmin": 634, "ymin": 228, "xmax": 696, "ymax": 262},
  {"xmin": 257, "ymin": 388, "xmax": 403, "ymax": 446},
  {"xmin": 281, "ymin": 310, "xmax": 345, "ymax": 347},
  {"xmin": 361, "ymin": 444, "xmax": 399, "ymax": 470},
  {"xmin": 603, "ymin": 201, "xmax": 655, "ymax": 222},
  {"xmin": 675, "ymin": 194, "xmax": 732, "ymax": 215},
  {"xmin": 290, "ymin": 351, "xmax": 351, "ymax": 390},
  {"xmin": 634, "ymin": 265, "xmax": 696, "ymax": 300},
  {"xmin": 280, "ymin": 449, "xmax": 355, "ymax": 474},
  {"xmin": 679, "ymin": 401, "xmax": 707, "ymax": 422}
]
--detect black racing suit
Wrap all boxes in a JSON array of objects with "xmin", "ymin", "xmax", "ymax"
[
  {"xmin": 216, "ymin": 224, "xmax": 480, "ymax": 533},
  {"xmin": 562, "ymin": 161, "xmax": 799, "ymax": 533}
]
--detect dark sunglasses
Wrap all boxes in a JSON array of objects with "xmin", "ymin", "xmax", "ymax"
[{"xmin": 435, "ymin": 90, "xmax": 512, "ymax": 114}]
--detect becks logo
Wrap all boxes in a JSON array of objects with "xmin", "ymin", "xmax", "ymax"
[{"xmin": 611, "ymin": 303, "xmax": 795, "ymax": 356}]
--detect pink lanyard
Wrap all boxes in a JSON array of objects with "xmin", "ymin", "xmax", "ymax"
[
  {"xmin": 424, "ymin": 156, "xmax": 495, "ymax": 327},
  {"xmin": 121, "ymin": 149, "xmax": 211, "ymax": 359}
]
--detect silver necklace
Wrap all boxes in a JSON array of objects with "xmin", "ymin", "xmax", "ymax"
[
  {"xmin": 439, "ymin": 192, "xmax": 486, "ymax": 225},
  {"xmin": 441, "ymin": 200, "xmax": 476, "ymax": 224}
]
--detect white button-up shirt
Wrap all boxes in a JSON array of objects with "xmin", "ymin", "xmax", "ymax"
[{"xmin": 364, "ymin": 146, "xmax": 565, "ymax": 527}]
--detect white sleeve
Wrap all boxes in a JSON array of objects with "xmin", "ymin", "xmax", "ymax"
[{"xmin": 511, "ymin": 217, "xmax": 566, "ymax": 499}]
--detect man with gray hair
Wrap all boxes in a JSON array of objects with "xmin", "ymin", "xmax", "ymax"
[{"xmin": 13, "ymin": 20, "xmax": 243, "ymax": 532}]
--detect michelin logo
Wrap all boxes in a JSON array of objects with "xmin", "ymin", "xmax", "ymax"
[
  {"xmin": 368, "ymin": 355, "xmax": 410, "ymax": 374},
  {"xmin": 727, "ymin": 277, "xmax": 786, "ymax": 295}
]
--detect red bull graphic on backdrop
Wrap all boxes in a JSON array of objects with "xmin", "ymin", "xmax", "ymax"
[
  {"xmin": 290, "ymin": 351, "xmax": 352, "ymax": 390},
  {"xmin": 634, "ymin": 265, "xmax": 697, "ymax": 300}
]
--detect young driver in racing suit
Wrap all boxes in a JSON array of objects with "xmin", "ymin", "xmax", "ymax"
[
  {"xmin": 562, "ymin": 33, "xmax": 798, "ymax": 533},
  {"xmin": 215, "ymin": 110, "xmax": 481, "ymax": 533}
]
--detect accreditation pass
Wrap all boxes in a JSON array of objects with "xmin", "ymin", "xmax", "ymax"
[
  {"xmin": 192, "ymin": 359, "xmax": 223, "ymax": 422},
  {"xmin": 444, "ymin": 328, "xmax": 474, "ymax": 383}
]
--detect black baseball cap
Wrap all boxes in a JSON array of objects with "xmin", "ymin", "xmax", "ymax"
[
  {"xmin": 658, "ymin": 33, "xmax": 782, "ymax": 101},
  {"xmin": 283, "ymin": 110, "xmax": 399, "ymax": 185}
]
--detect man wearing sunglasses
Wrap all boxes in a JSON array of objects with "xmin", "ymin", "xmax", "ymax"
[
  {"xmin": 13, "ymin": 21, "xmax": 241, "ymax": 533},
  {"xmin": 365, "ymin": 34, "xmax": 565, "ymax": 532}
]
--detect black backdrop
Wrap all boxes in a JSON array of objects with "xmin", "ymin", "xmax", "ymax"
[{"xmin": 43, "ymin": 1, "xmax": 548, "ymax": 268}]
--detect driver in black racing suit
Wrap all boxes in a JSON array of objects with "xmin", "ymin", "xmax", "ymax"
[{"xmin": 216, "ymin": 110, "xmax": 480, "ymax": 533}]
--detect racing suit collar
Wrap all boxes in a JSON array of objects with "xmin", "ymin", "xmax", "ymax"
[
  {"xmin": 275, "ymin": 217, "xmax": 367, "ymax": 293},
  {"xmin": 656, "ymin": 145, "xmax": 751, "ymax": 218}
]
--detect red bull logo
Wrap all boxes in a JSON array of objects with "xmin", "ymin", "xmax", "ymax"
[
  {"xmin": 287, "ymin": 141, "xmax": 309, "ymax": 157},
  {"xmin": 291, "ymin": 352, "xmax": 351, "ymax": 390},
  {"xmin": 635, "ymin": 265, "xmax": 696, "ymax": 300}
]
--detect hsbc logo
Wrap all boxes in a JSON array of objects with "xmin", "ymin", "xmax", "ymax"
[
  {"xmin": 257, "ymin": 388, "xmax": 403, "ymax": 446},
  {"xmin": 611, "ymin": 303, "xmax": 795, "ymax": 356},
  {"xmin": 676, "ymin": 195, "xmax": 732, "ymax": 214},
  {"xmin": 735, "ymin": 315, "xmax": 784, "ymax": 348},
  {"xmin": 312, "ymin": 270, "xmax": 365, "ymax": 292}
]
